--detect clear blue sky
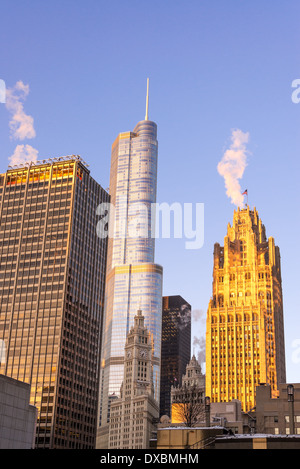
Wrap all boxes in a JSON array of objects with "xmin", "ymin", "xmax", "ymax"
[{"xmin": 0, "ymin": 0, "xmax": 299, "ymax": 382}]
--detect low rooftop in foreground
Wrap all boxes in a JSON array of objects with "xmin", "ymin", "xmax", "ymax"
[{"xmin": 214, "ymin": 433, "xmax": 300, "ymax": 449}]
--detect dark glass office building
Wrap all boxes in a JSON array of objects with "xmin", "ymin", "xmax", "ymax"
[
  {"xmin": 0, "ymin": 156, "xmax": 109, "ymax": 448},
  {"xmin": 160, "ymin": 295, "xmax": 191, "ymax": 418}
]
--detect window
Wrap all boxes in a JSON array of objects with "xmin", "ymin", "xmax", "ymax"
[{"xmin": 230, "ymin": 292, "xmax": 235, "ymax": 306}]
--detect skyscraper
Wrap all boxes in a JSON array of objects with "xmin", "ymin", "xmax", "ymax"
[
  {"xmin": 160, "ymin": 295, "xmax": 191, "ymax": 418},
  {"xmin": 0, "ymin": 156, "xmax": 109, "ymax": 448},
  {"xmin": 206, "ymin": 206, "xmax": 286, "ymax": 412},
  {"xmin": 108, "ymin": 309, "xmax": 158, "ymax": 449},
  {"xmin": 97, "ymin": 81, "xmax": 163, "ymax": 448}
]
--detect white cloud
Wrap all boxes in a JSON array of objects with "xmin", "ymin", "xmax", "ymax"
[
  {"xmin": 5, "ymin": 80, "xmax": 36, "ymax": 140},
  {"xmin": 217, "ymin": 129, "xmax": 250, "ymax": 207},
  {"xmin": 8, "ymin": 144, "xmax": 39, "ymax": 166}
]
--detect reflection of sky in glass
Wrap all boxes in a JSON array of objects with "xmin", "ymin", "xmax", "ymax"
[{"xmin": 111, "ymin": 121, "xmax": 158, "ymax": 267}]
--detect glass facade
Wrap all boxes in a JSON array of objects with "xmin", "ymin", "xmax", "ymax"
[
  {"xmin": 98, "ymin": 119, "xmax": 163, "ymax": 446},
  {"xmin": 108, "ymin": 120, "xmax": 158, "ymax": 268},
  {"xmin": 0, "ymin": 158, "xmax": 109, "ymax": 448},
  {"xmin": 160, "ymin": 296, "xmax": 191, "ymax": 418}
]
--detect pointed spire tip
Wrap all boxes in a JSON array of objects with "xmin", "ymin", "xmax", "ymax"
[{"xmin": 145, "ymin": 78, "xmax": 149, "ymax": 120}]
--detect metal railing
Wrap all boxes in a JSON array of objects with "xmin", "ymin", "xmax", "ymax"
[{"xmin": 189, "ymin": 436, "xmax": 216, "ymax": 449}]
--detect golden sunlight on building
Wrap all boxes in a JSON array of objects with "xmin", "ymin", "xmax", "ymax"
[{"xmin": 206, "ymin": 206, "xmax": 286, "ymax": 412}]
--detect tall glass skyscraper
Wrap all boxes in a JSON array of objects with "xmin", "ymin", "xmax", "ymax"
[
  {"xmin": 97, "ymin": 81, "xmax": 163, "ymax": 448},
  {"xmin": 160, "ymin": 296, "xmax": 191, "ymax": 419},
  {"xmin": 0, "ymin": 156, "xmax": 109, "ymax": 448}
]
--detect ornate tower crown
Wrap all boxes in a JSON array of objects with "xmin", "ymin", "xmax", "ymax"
[{"xmin": 206, "ymin": 207, "xmax": 286, "ymax": 412}]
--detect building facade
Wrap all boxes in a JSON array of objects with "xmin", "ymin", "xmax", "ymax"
[
  {"xmin": 0, "ymin": 156, "xmax": 109, "ymax": 448},
  {"xmin": 206, "ymin": 206, "xmax": 286, "ymax": 412},
  {"xmin": 210, "ymin": 400, "xmax": 243, "ymax": 433},
  {"xmin": 255, "ymin": 383, "xmax": 300, "ymax": 435},
  {"xmin": 171, "ymin": 355, "xmax": 206, "ymax": 425},
  {"xmin": 0, "ymin": 374, "xmax": 37, "ymax": 449},
  {"xmin": 108, "ymin": 309, "xmax": 159, "ymax": 449},
  {"xmin": 160, "ymin": 295, "xmax": 191, "ymax": 418},
  {"xmin": 97, "ymin": 84, "xmax": 163, "ymax": 448}
]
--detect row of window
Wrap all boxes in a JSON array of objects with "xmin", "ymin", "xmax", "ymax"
[{"xmin": 211, "ymin": 313, "xmax": 260, "ymax": 323}]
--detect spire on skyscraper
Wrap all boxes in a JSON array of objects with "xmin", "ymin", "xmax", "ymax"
[
  {"xmin": 145, "ymin": 78, "xmax": 149, "ymax": 120},
  {"xmin": 97, "ymin": 84, "xmax": 162, "ymax": 449}
]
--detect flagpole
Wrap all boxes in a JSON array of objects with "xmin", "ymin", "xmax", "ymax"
[{"xmin": 242, "ymin": 189, "xmax": 248, "ymax": 208}]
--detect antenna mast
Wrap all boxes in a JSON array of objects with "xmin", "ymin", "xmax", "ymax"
[{"xmin": 145, "ymin": 78, "xmax": 149, "ymax": 120}]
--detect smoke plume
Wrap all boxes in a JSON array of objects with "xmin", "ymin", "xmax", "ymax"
[{"xmin": 217, "ymin": 129, "xmax": 249, "ymax": 207}]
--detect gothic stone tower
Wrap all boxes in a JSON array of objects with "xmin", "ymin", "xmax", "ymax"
[
  {"xmin": 108, "ymin": 309, "xmax": 159, "ymax": 449},
  {"xmin": 206, "ymin": 206, "xmax": 286, "ymax": 412}
]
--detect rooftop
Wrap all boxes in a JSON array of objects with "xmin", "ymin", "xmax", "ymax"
[{"xmin": 7, "ymin": 154, "xmax": 89, "ymax": 171}]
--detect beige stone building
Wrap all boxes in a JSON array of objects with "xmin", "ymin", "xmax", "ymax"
[
  {"xmin": 255, "ymin": 383, "xmax": 300, "ymax": 435},
  {"xmin": 170, "ymin": 355, "xmax": 205, "ymax": 424},
  {"xmin": 156, "ymin": 426, "xmax": 226, "ymax": 449},
  {"xmin": 206, "ymin": 206, "xmax": 286, "ymax": 412},
  {"xmin": 108, "ymin": 310, "xmax": 159, "ymax": 449},
  {"xmin": 210, "ymin": 400, "xmax": 243, "ymax": 433}
]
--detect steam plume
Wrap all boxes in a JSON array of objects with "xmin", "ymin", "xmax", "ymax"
[
  {"xmin": 217, "ymin": 129, "xmax": 249, "ymax": 207},
  {"xmin": 193, "ymin": 336, "xmax": 206, "ymax": 367},
  {"xmin": 192, "ymin": 308, "xmax": 205, "ymax": 323},
  {"xmin": 192, "ymin": 309, "xmax": 206, "ymax": 367}
]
